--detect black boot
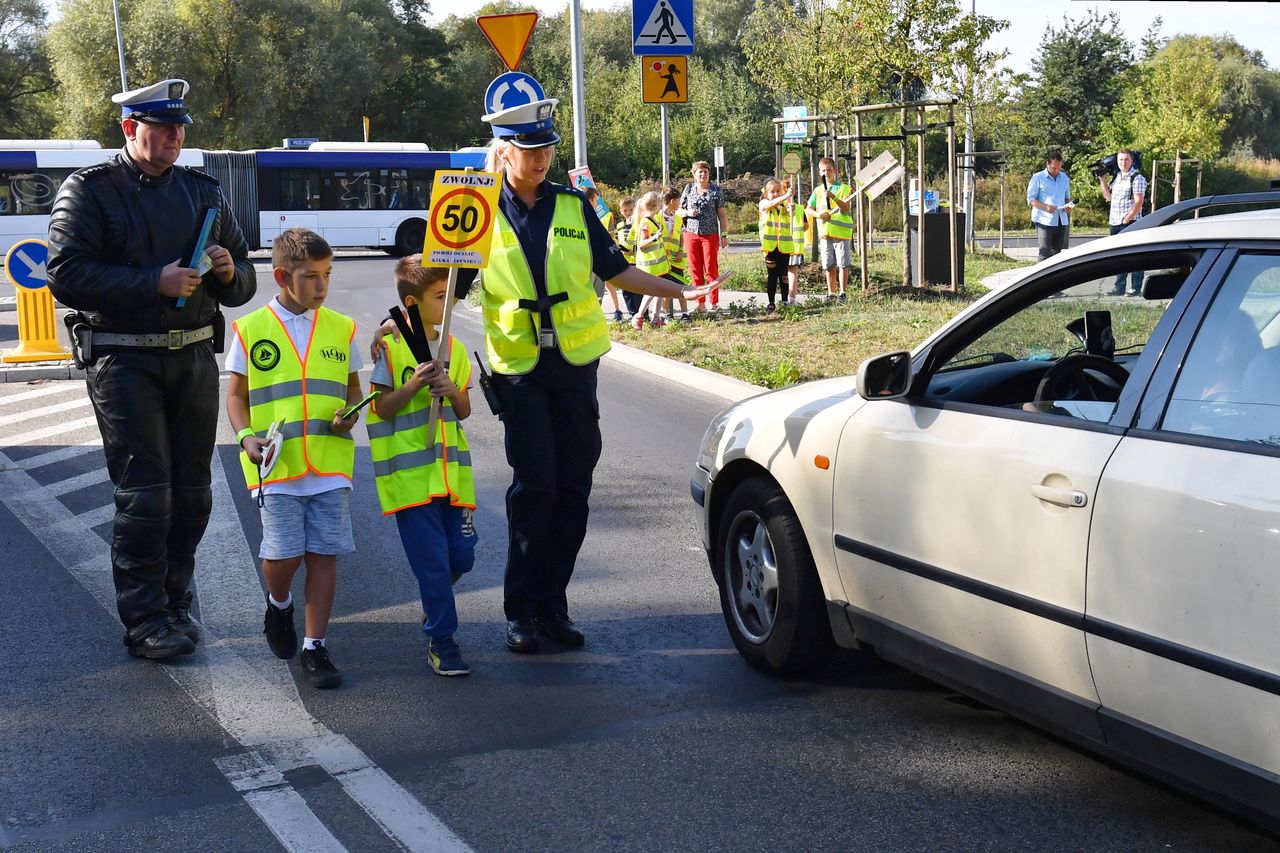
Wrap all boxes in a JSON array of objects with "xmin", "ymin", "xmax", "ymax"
[{"xmin": 126, "ymin": 624, "xmax": 195, "ymax": 659}]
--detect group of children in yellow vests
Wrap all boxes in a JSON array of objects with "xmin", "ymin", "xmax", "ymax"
[{"xmin": 584, "ymin": 155, "xmax": 857, "ymax": 320}]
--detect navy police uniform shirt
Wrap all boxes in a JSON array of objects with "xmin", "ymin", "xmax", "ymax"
[{"xmin": 460, "ymin": 179, "xmax": 629, "ymax": 388}]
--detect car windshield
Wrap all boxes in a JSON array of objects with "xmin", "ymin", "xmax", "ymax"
[{"xmin": 942, "ymin": 272, "xmax": 1178, "ymax": 370}]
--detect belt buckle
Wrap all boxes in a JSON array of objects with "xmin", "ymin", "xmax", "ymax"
[
  {"xmin": 540, "ymin": 329, "xmax": 556, "ymax": 349},
  {"xmin": 167, "ymin": 329, "xmax": 183, "ymax": 350}
]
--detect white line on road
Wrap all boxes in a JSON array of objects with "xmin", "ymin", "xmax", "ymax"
[
  {"xmin": 41, "ymin": 466, "xmax": 110, "ymax": 497},
  {"xmin": 0, "ymin": 395, "xmax": 91, "ymax": 429},
  {"xmin": 16, "ymin": 439, "xmax": 102, "ymax": 470},
  {"xmin": 0, "ymin": 384, "xmax": 78, "ymax": 407},
  {"xmin": 1, "ymin": 415, "xmax": 100, "ymax": 447}
]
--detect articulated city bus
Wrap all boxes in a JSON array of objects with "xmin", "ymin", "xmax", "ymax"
[{"xmin": 0, "ymin": 140, "xmax": 487, "ymax": 258}]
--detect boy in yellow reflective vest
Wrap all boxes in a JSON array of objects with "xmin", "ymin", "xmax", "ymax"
[
  {"xmin": 367, "ymin": 257, "xmax": 477, "ymax": 677},
  {"xmin": 662, "ymin": 189, "xmax": 691, "ymax": 321},
  {"xmin": 615, "ymin": 196, "xmax": 641, "ymax": 318},
  {"xmin": 805, "ymin": 156, "xmax": 854, "ymax": 302},
  {"xmin": 225, "ymin": 228, "xmax": 364, "ymax": 689}
]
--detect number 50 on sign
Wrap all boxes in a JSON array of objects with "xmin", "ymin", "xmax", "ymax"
[{"xmin": 422, "ymin": 170, "xmax": 503, "ymax": 268}]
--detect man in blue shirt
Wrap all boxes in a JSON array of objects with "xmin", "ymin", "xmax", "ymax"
[{"xmin": 1026, "ymin": 152, "xmax": 1072, "ymax": 261}]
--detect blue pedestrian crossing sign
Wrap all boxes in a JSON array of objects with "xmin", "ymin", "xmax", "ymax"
[
  {"xmin": 484, "ymin": 72, "xmax": 546, "ymax": 117},
  {"xmin": 633, "ymin": 0, "xmax": 693, "ymax": 56},
  {"xmin": 3, "ymin": 239, "xmax": 49, "ymax": 291}
]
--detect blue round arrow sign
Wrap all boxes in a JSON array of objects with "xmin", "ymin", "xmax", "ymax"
[
  {"xmin": 484, "ymin": 72, "xmax": 545, "ymax": 116},
  {"xmin": 4, "ymin": 239, "xmax": 50, "ymax": 291}
]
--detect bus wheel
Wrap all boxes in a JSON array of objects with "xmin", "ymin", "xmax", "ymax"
[{"xmin": 393, "ymin": 219, "xmax": 427, "ymax": 256}]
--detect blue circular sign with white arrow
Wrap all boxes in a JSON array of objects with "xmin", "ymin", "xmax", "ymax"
[
  {"xmin": 4, "ymin": 239, "xmax": 50, "ymax": 291},
  {"xmin": 484, "ymin": 72, "xmax": 545, "ymax": 116}
]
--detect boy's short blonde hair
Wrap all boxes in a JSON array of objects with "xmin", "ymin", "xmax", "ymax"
[
  {"xmin": 395, "ymin": 254, "xmax": 448, "ymax": 305},
  {"xmin": 272, "ymin": 228, "xmax": 332, "ymax": 272}
]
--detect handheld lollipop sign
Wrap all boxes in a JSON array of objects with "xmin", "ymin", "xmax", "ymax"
[{"xmin": 421, "ymin": 170, "xmax": 502, "ymax": 269}]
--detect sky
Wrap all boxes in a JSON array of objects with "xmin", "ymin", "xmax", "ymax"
[{"xmin": 429, "ymin": 0, "xmax": 1280, "ymax": 76}]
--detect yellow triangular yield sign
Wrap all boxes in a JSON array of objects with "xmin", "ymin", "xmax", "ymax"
[{"xmin": 476, "ymin": 12, "xmax": 539, "ymax": 72}]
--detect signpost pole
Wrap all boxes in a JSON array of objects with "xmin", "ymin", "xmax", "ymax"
[
  {"xmin": 569, "ymin": 0, "xmax": 589, "ymax": 168},
  {"xmin": 660, "ymin": 103, "xmax": 670, "ymax": 189}
]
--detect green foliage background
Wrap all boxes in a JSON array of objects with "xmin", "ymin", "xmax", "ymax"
[{"xmin": 3, "ymin": 0, "xmax": 1278, "ymax": 213}]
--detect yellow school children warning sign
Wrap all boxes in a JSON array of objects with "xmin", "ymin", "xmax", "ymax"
[
  {"xmin": 642, "ymin": 56, "xmax": 688, "ymax": 104},
  {"xmin": 421, "ymin": 170, "xmax": 503, "ymax": 268}
]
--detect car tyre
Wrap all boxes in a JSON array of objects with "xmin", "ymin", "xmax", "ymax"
[{"xmin": 717, "ymin": 475, "xmax": 833, "ymax": 675}]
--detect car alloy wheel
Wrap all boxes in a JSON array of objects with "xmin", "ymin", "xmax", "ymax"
[{"xmin": 725, "ymin": 508, "xmax": 779, "ymax": 644}]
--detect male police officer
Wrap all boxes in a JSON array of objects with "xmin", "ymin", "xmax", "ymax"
[{"xmin": 47, "ymin": 79, "xmax": 256, "ymax": 659}]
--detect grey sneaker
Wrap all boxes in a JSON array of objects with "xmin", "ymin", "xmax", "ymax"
[
  {"xmin": 428, "ymin": 636, "xmax": 471, "ymax": 677},
  {"xmin": 300, "ymin": 645, "xmax": 342, "ymax": 688}
]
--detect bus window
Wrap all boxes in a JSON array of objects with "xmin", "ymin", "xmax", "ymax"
[
  {"xmin": 279, "ymin": 169, "xmax": 319, "ymax": 211},
  {"xmin": 0, "ymin": 180, "xmax": 11, "ymax": 214},
  {"xmin": 386, "ymin": 169, "xmax": 410, "ymax": 209},
  {"xmin": 11, "ymin": 171, "xmax": 64, "ymax": 215},
  {"xmin": 409, "ymin": 170, "xmax": 431, "ymax": 210}
]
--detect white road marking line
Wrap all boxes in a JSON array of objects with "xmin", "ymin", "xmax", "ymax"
[
  {"xmin": 0, "ymin": 384, "xmax": 78, "ymax": 407},
  {"xmin": 0, "ymin": 443, "xmax": 475, "ymax": 851},
  {"xmin": 1, "ymin": 415, "xmax": 100, "ymax": 447},
  {"xmin": 17, "ymin": 439, "xmax": 102, "ymax": 470},
  {"xmin": 60, "ymin": 502, "xmax": 115, "ymax": 530},
  {"xmin": 0, "ymin": 396, "xmax": 92, "ymax": 429},
  {"xmin": 215, "ymin": 751, "xmax": 346, "ymax": 853},
  {"xmin": 41, "ymin": 466, "xmax": 110, "ymax": 497}
]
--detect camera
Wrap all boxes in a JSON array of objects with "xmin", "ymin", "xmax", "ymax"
[{"xmin": 1089, "ymin": 151, "xmax": 1143, "ymax": 178}]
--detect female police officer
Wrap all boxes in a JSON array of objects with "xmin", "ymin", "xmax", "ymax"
[{"xmin": 473, "ymin": 95, "xmax": 713, "ymax": 653}]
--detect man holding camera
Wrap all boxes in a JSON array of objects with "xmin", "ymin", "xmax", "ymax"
[{"xmin": 1099, "ymin": 148, "xmax": 1147, "ymax": 295}]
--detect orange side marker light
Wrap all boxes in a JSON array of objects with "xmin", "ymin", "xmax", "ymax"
[{"xmin": 814, "ymin": 455, "xmax": 830, "ymax": 470}]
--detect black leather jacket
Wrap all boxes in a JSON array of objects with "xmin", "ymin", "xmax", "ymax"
[{"xmin": 46, "ymin": 149, "xmax": 256, "ymax": 333}]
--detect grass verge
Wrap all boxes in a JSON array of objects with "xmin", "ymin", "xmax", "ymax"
[{"xmin": 611, "ymin": 247, "xmax": 1032, "ymax": 389}]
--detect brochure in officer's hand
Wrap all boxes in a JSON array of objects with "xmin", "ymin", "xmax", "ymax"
[{"xmin": 178, "ymin": 206, "xmax": 217, "ymax": 308}]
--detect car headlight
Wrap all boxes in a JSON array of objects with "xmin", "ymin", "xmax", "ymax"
[{"xmin": 696, "ymin": 407, "xmax": 733, "ymax": 472}]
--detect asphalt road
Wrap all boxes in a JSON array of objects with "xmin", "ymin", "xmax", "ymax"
[{"xmin": 0, "ymin": 255, "xmax": 1275, "ymax": 851}]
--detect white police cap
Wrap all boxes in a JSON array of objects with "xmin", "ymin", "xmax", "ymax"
[
  {"xmin": 482, "ymin": 98, "xmax": 561, "ymax": 149},
  {"xmin": 112, "ymin": 79, "xmax": 192, "ymax": 124}
]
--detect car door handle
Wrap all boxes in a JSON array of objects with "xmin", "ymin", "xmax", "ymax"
[{"xmin": 1031, "ymin": 484, "xmax": 1088, "ymax": 508}]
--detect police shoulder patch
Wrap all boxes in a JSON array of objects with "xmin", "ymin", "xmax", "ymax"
[
  {"xmin": 249, "ymin": 339, "xmax": 281, "ymax": 371},
  {"xmin": 77, "ymin": 163, "xmax": 113, "ymax": 180}
]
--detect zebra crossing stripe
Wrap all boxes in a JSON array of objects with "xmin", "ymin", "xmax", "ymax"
[{"xmin": 0, "ymin": 396, "xmax": 92, "ymax": 429}]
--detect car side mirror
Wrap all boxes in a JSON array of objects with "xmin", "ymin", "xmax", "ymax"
[{"xmin": 856, "ymin": 351, "xmax": 912, "ymax": 400}]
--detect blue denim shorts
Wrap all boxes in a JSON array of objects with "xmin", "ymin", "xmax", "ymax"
[{"xmin": 259, "ymin": 489, "xmax": 355, "ymax": 560}]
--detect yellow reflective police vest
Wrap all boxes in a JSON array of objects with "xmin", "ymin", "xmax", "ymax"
[
  {"xmin": 234, "ymin": 305, "xmax": 356, "ymax": 489},
  {"xmin": 634, "ymin": 214, "xmax": 669, "ymax": 276},
  {"xmin": 366, "ymin": 334, "xmax": 475, "ymax": 514},
  {"xmin": 482, "ymin": 190, "xmax": 610, "ymax": 375},
  {"xmin": 790, "ymin": 202, "xmax": 809, "ymax": 253},
  {"xmin": 810, "ymin": 182, "xmax": 854, "ymax": 241}
]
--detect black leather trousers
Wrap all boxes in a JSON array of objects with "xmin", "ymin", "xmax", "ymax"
[{"xmin": 86, "ymin": 342, "xmax": 218, "ymax": 643}]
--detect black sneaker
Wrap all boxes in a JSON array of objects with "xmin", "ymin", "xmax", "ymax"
[
  {"xmin": 428, "ymin": 636, "xmax": 471, "ymax": 677},
  {"xmin": 300, "ymin": 645, "xmax": 341, "ymax": 688},
  {"xmin": 263, "ymin": 600, "xmax": 297, "ymax": 660},
  {"xmin": 168, "ymin": 604, "xmax": 201, "ymax": 645}
]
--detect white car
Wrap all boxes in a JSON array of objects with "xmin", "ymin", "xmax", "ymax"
[{"xmin": 692, "ymin": 193, "xmax": 1280, "ymax": 830}]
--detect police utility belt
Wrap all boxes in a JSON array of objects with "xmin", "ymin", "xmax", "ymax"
[
  {"xmin": 64, "ymin": 311, "xmax": 222, "ymax": 368},
  {"xmin": 517, "ymin": 293, "xmax": 566, "ymax": 349}
]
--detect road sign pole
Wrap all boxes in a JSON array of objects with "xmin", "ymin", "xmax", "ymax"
[
  {"xmin": 569, "ymin": 0, "xmax": 588, "ymax": 168},
  {"xmin": 660, "ymin": 103, "xmax": 670, "ymax": 189}
]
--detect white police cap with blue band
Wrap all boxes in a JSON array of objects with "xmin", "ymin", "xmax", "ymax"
[
  {"xmin": 112, "ymin": 79, "xmax": 192, "ymax": 124},
  {"xmin": 482, "ymin": 98, "xmax": 561, "ymax": 149}
]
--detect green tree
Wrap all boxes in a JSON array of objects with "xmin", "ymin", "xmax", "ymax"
[
  {"xmin": 0, "ymin": 0, "xmax": 56, "ymax": 136},
  {"xmin": 1010, "ymin": 10, "xmax": 1133, "ymax": 173},
  {"xmin": 1102, "ymin": 35, "xmax": 1228, "ymax": 164}
]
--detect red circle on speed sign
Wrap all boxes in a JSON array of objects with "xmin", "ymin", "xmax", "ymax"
[{"xmin": 430, "ymin": 187, "xmax": 493, "ymax": 249}]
